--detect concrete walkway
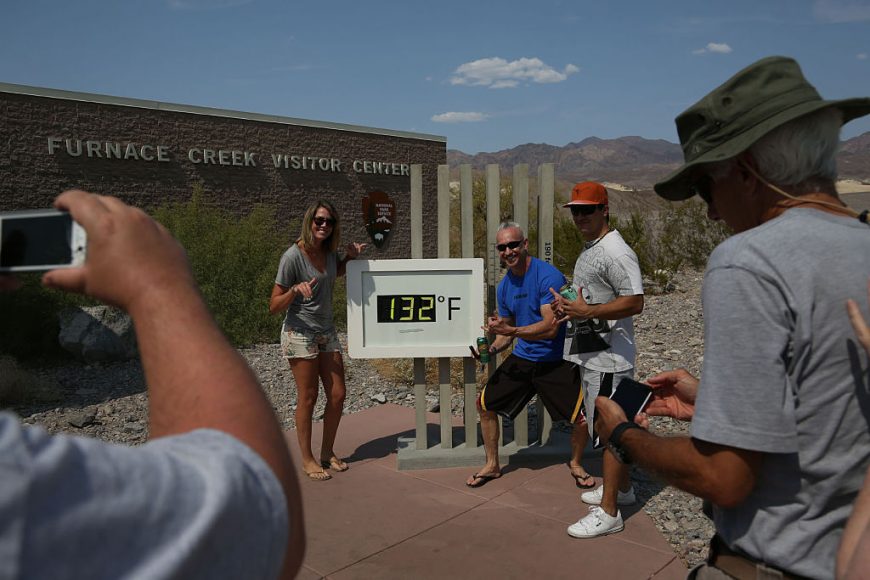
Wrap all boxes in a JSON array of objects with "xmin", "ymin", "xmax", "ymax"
[{"xmin": 286, "ymin": 403, "xmax": 687, "ymax": 579}]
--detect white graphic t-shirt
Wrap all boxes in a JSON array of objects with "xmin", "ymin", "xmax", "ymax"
[{"xmin": 563, "ymin": 229, "xmax": 644, "ymax": 373}]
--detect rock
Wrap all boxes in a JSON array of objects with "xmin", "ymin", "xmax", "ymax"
[
  {"xmin": 427, "ymin": 402, "xmax": 440, "ymax": 412},
  {"xmin": 58, "ymin": 306, "xmax": 138, "ymax": 362},
  {"xmin": 69, "ymin": 409, "xmax": 97, "ymax": 428},
  {"xmin": 371, "ymin": 393, "xmax": 387, "ymax": 404}
]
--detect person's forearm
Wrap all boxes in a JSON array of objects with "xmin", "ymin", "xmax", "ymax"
[
  {"xmin": 269, "ymin": 287, "xmax": 298, "ymax": 314},
  {"xmin": 507, "ymin": 318, "xmax": 559, "ymax": 341},
  {"xmin": 489, "ymin": 335, "xmax": 514, "ymax": 355},
  {"xmin": 838, "ymin": 465, "xmax": 870, "ymax": 578},
  {"xmin": 133, "ymin": 283, "xmax": 305, "ymax": 577},
  {"xmin": 583, "ymin": 295, "xmax": 644, "ymax": 321},
  {"xmin": 620, "ymin": 429, "xmax": 757, "ymax": 508}
]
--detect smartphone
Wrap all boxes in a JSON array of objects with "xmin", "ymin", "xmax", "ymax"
[
  {"xmin": 0, "ymin": 209, "xmax": 87, "ymax": 273},
  {"xmin": 592, "ymin": 377, "xmax": 653, "ymax": 448}
]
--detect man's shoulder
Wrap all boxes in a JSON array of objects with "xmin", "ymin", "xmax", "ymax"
[{"xmin": 529, "ymin": 257, "xmax": 563, "ymax": 278}]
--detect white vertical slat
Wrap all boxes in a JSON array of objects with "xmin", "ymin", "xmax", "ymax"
[
  {"xmin": 460, "ymin": 164, "xmax": 478, "ymax": 448},
  {"xmin": 536, "ymin": 163, "xmax": 555, "ymax": 444},
  {"xmin": 410, "ymin": 164, "xmax": 427, "ymax": 449},
  {"xmin": 437, "ymin": 165, "xmax": 452, "ymax": 449}
]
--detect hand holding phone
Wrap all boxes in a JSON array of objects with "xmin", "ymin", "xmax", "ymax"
[
  {"xmin": 42, "ymin": 190, "xmax": 194, "ymax": 312},
  {"xmin": 592, "ymin": 377, "xmax": 652, "ymax": 448},
  {"xmin": 0, "ymin": 209, "xmax": 86, "ymax": 273}
]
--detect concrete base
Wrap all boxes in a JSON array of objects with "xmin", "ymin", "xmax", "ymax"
[{"xmin": 396, "ymin": 428, "xmax": 602, "ymax": 470}]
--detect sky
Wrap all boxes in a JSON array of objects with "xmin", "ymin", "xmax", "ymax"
[{"xmin": 2, "ymin": 0, "xmax": 870, "ymax": 154}]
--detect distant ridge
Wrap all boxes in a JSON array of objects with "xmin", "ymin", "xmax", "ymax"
[{"xmin": 448, "ymin": 133, "xmax": 870, "ymax": 192}]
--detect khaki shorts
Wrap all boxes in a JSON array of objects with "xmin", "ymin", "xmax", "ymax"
[{"xmin": 280, "ymin": 327, "xmax": 342, "ymax": 360}]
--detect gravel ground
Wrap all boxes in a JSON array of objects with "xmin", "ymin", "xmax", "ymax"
[{"xmin": 10, "ymin": 268, "xmax": 713, "ymax": 569}]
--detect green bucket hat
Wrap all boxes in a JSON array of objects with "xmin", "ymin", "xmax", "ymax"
[{"xmin": 654, "ymin": 56, "xmax": 870, "ymax": 201}]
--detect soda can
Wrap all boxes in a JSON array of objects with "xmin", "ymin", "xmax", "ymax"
[
  {"xmin": 476, "ymin": 336, "xmax": 490, "ymax": 365},
  {"xmin": 559, "ymin": 283, "xmax": 578, "ymax": 302}
]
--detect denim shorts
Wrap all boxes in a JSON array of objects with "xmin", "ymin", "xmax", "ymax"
[{"xmin": 280, "ymin": 327, "xmax": 342, "ymax": 360}]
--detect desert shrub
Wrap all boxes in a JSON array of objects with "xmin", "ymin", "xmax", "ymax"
[
  {"xmin": 657, "ymin": 200, "xmax": 731, "ymax": 270},
  {"xmin": 0, "ymin": 274, "xmax": 93, "ymax": 359},
  {"xmin": 0, "ymin": 355, "xmax": 63, "ymax": 406},
  {"xmin": 153, "ymin": 189, "xmax": 291, "ymax": 347}
]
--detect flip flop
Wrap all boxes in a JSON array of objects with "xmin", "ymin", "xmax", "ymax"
[
  {"xmin": 321, "ymin": 458, "xmax": 349, "ymax": 472},
  {"xmin": 466, "ymin": 472, "xmax": 501, "ymax": 488},
  {"xmin": 568, "ymin": 463, "xmax": 596, "ymax": 489},
  {"xmin": 304, "ymin": 469, "xmax": 332, "ymax": 481}
]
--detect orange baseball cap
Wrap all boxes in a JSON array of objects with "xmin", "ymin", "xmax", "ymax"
[{"xmin": 564, "ymin": 181, "xmax": 608, "ymax": 206}]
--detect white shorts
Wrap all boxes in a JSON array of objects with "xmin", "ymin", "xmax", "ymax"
[{"xmin": 580, "ymin": 367, "xmax": 635, "ymax": 438}]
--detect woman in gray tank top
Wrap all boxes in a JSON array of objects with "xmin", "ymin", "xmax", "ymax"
[{"xmin": 269, "ymin": 201, "xmax": 366, "ymax": 481}]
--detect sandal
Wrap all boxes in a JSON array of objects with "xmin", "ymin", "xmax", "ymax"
[
  {"xmin": 466, "ymin": 472, "xmax": 501, "ymax": 488},
  {"xmin": 568, "ymin": 463, "xmax": 596, "ymax": 489},
  {"xmin": 304, "ymin": 469, "xmax": 332, "ymax": 481},
  {"xmin": 321, "ymin": 458, "xmax": 349, "ymax": 472}
]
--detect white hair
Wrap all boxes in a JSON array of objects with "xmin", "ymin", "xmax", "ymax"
[
  {"xmin": 749, "ymin": 107, "xmax": 842, "ymax": 192},
  {"xmin": 497, "ymin": 221, "xmax": 525, "ymax": 238}
]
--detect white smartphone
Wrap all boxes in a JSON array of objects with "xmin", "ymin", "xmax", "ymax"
[{"xmin": 0, "ymin": 209, "xmax": 87, "ymax": 273}]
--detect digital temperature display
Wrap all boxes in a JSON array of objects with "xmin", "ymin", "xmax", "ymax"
[{"xmin": 376, "ymin": 294, "xmax": 437, "ymax": 323}]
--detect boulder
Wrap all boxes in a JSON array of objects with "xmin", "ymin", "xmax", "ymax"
[{"xmin": 58, "ymin": 306, "xmax": 138, "ymax": 362}]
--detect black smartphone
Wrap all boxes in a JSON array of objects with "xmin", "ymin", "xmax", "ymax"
[
  {"xmin": 0, "ymin": 209, "xmax": 87, "ymax": 273},
  {"xmin": 592, "ymin": 377, "xmax": 652, "ymax": 448}
]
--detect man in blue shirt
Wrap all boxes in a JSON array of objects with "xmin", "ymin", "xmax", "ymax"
[{"xmin": 466, "ymin": 221, "xmax": 583, "ymax": 487}]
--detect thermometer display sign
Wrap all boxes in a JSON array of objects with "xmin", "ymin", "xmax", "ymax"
[
  {"xmin": 346, "ymin": 258, "xmax": 484, "ymax": 358},
  {"xmin": 376, "ymin": 294, "xmax": 436, "ymax": 323}
]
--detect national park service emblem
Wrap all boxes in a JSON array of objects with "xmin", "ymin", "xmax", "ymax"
[{"xmin": 362, "ymin": 191, "xmax": 395, "ymax": 249}]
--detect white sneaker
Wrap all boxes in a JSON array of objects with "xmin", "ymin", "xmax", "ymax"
[
  {"xmin": 581, "ymin": 485, "xmax": 636, "ymax": 506},
  {"xmin": 567, "ymin": 506, "xmax": 624, "ymax": 538}
]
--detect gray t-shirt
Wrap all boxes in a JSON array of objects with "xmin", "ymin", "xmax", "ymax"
[
  {"xmin": 692, "ymin": 209, "xmax": 870, "ymax": 579},
  {"xmin": 275, "ymin": 243, "xmax": 338, "ymax": 334},
  {"xmin": 563, "ymin": 229, "xmax": 644, "ymax": 373},
  {"xmin": 0, "ymin": 412, "xmax": 288, "ymax": 580}
]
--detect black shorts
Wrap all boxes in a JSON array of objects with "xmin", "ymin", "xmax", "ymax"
[{"xmin": 479, "ymin": 354, "xmax": 583, "ymax": 423}]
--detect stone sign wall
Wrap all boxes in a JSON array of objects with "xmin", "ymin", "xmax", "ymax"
[{"xmin": 0, "ymin": 84, "xmax": 446, "ymax": 258}]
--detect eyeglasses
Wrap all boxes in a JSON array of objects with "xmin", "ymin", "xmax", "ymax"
[
  {"xmin": 496, "ymin": 239, "xmax": 524, "ymax": 252},
  {"xmin": 313, "ymin": 216, "xmax": 335, "ymax": 227},
  {"xmin": 690, "ymin": 175, "xmax": 714, "ymax": 206},
  {"xmin": 569, "ymin": 204, "xmax": 604, "ymax": 217}
]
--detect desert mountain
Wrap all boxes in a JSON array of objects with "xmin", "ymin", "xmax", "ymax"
[{"xmin": 447, "ymin": 132, "xmax": 870, "ymax": 193}]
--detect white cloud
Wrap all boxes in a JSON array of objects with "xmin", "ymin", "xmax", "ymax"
[
  {"xmin": 858, "ymin": 53, "xmax": 869, "ymax": 60},
  {"xmin": 431, "ymin": 112, "xmax": 489, "ymax": 123},
  {"xmin": 449, "ymin": 57, "xmax": 579, "ymax": 89},
  {"xmin": 693, "ymin": 42, "xmax": 733, "ymax": 55},
  {"xmin": 813, "ymin": 0, "xmax": 870, "ymax": 23}
]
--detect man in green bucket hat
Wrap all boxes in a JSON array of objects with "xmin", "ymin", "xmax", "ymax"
[{"xmin": 592, "ymin": 56, "xmax": 870, "ymax": 579}]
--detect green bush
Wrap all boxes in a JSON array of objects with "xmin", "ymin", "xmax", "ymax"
[
  {"xmin": 0, "ymin": 274, "xmax": 93, "ymax": 359},
  {"xmin": 152, "ymin": 189, "xmax": 291, "ymax": 347}
]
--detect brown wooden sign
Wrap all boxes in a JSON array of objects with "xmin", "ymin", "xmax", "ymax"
[{"xmin": 361, "ymin": 190, "xmax": 396, "ymax": 249}]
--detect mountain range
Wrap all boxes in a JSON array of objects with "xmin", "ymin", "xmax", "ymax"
[{"xmin": 447, "ymin": 132, "xmax": 870, "ymax": 193}]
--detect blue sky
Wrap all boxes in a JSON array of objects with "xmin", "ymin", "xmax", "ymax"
[{"xmin": 2, "ymin": 0, "xmax": 869, "ymax": 154}]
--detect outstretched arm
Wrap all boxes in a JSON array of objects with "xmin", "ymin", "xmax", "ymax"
[{"xmin": 42, "ymin": 190, "xmax": 305, "ymax": 578}]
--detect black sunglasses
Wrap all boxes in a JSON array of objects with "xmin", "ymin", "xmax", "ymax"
[
  {"xmin": 691, "ymin": 175, "xmax": 714, "ymax": 206},
  {"xmin": 496, "ymin": 239, "xmax": 524, "ymax": 252},
  {"xmin": 569, "ymin": 204, "xmax": 604, "ymax": 217},
  {"xmin": 313, "ymin": 216, "xmax": 335, "ymax": 226}
]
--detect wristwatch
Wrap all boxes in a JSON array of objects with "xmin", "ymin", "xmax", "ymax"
[{"xmin": 606, "ymin": 421, "xmax": 643, "ymax": 464}]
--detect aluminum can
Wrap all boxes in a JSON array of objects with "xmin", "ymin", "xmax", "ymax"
[
  {"xmin": 559, "ymin": 283, "xmax": 578, "ymax": 302},
  {"xmin": 476, "ymin": 336, "xmax": 490, "ymax": 365}
]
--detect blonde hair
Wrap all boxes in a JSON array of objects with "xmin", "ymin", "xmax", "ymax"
[{"xmin": 299, "ymin": 200, "xmax": 341, "ymax": 252}]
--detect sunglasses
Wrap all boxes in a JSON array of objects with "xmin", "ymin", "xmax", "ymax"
[
  {"xmin": 691, "ymin": 175, "xmax": 714, "ymax": 206},
  {"xmin": 569, "ymin": 204, "xmax": 603, "ymax": 217},
  {"xmin": 496, "ymin": 239, "xmax": 524, "ymax": 252},
  {"xmin": 313, "ymin": 216, "xmax": 335, "ymax": 227}
]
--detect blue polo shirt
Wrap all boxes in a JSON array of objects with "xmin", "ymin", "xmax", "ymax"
[{"xmin": 497, "ymin": 257, "xmax": 567, "ymax": 362}]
